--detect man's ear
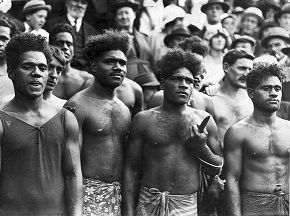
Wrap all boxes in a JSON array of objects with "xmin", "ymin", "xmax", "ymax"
[
  {"xmin": 223, "ymin": 62, "xmax": 229, "ymax": 74},
  {"xmin": 90, "ymin": 60, "xmax": 97, "ymax": 73},
  {"xmin": 7, "ymin": 66, "xmax": 14, "ymax": 80},
  {"xmin": 247, "ymin": 88, "xmax": 254, "ymax": 99},
  {"xmin": 160, "ymin": 78, "xmax": 165, "ymax": 90}
]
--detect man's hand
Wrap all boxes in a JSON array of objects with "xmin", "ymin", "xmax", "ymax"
[
  {"xmin": 185, "ymin": 125, "xmax": 208, "ymax": 149},
  {"xmin": 204, "ymin": 177, "xmax": 221, "ymax": 212}
]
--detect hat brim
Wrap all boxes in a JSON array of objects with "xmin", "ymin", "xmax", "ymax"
[
  {"xmin": 274, "ymin": 10, "xmax": 290, "ymax": 22},
  {"xmin": 201, "ymin": 2, "xmax": 230, "ymax": 13},
  {"xmin": 282, "ymin": 47, "xmax": 290, "ymax": 56},
  {"xmin": 20, "ymin": 5, "xmax": 51, "ymax": 20},
  {"xmin": 111, "ymin": 2, "xmax": 139, "ymax": 12},
  {"xmin": 261, "ymin": 35, "xmax": 290, "ymax": 48},
  {"xmin": 164, "ymin": 33, "xmax": 191, "ymax": 47},
  {"xmin": 231, "ymin": 38, "xmax": 256, "ymax": 49}
]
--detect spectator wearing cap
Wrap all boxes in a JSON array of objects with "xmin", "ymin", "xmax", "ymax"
[
  {"xmin": 111, "ymin": 0, "xmax": 153, "ymax": 72},
  {"xmin": 198, "ymin": 0, "xmax": 230, "ymax": 39},
  {"xmin": 231, "ymin": 35, "xmax": 256, "ymax": 55},
  {"xmin": 221, "ymin": 13, "xmax": 236, "ymax": 37},
  {"xmin": 274, "ymin": 3, "xmax": 290, "ymax": 32},
  {"xmin": 44, "ymin": 0, "xmax": 98, "ymax": 71},
  {"xmin": 134, "ymin": 72, "xmax": 160, "ymax": 109},
  {"xmin": 148, "ymin": 3, "xmax": 186, "ymax": 75},
  {"xmin": 261, "ymin": 26, "xmax": 290, "ymax": 80},
  {"xmin": 238, "ymin": 7, "xmax": 264, "ymax": 38},
  {"xmin": 163, "ymin": 26, "xmax": 191, "ymax": 53},
  {"xmin": 20, "ymin": 0, "xmax": 51, "ymax": 40},
  {"xmin": 257, "ymin": 0, "xmax": 280, "ymax": 22}
]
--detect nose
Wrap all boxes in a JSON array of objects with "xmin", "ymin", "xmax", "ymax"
[
  {"xmin": 49, "ymin": 68, "xmax": 58, "ymax": 78},
  {"xmin": 269, "ymin": 88, "xmax": 278, "ymax": 97},
  {"xmin": 61, "ymin": 42, "xmax": 69, "ymax": 51},
  {"xmin": 179, "ymin": 79, "xmax": 188, "ymax": 88},
  {"xmin": 32, "ymin": 67, "xmax": 42, "ymax": 78}
]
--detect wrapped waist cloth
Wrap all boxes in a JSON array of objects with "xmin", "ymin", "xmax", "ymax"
[
  {"xmin": 136, "ymin": 185, "xmax": 197, "ymax": 216},
  {"xmin": 83, "ymin": 177, "xmax": 121, "ymax": 216},
  {"xmin": 241, "ymin": 190, "xmax": 289, "ymax": 216}
]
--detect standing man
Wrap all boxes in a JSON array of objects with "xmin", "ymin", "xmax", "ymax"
[
  {"xmin": 49, "ymin": 23, "xmax": 93, "ymax": 100},
  {"xmin": 224, "ymin": 63, "xmax": 289, "ymax": 216},
  {"xmin": 65, "ymin": 29, "xmax": 131, "ymax": 215},
  {"xmin": 0, "ymin": 33, "xmax": 83, "ymax": 215},
  {"xmin": 212, "ymin": 49, "xmax": 255, "ymax": 148},
  {"xmin": 44, "ymin": 0, "xmax": 97, "ymax": 71},
  {"xmin": 122, "ymin": 48, "xmax": 223, "ymax": 216}
]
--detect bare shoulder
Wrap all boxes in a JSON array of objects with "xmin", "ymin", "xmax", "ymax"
[
  {"xmin": 73, "ymin": 68, "xmax": 93, "ymax": 80},
  {"xmin": 226, "ymin": 117, "xmax": 251, "ymax": 137},
  {"xmin": 126, "ymin": 78, "xmax": 142, "ymax": 93},
  {"xmin": 132, "ymin": 107, "xmax": 160, "ymax": 124}
]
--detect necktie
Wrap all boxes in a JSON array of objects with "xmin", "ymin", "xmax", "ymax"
[{"xmin": 73, "ymin": 19, "xmax": 77, "ymax": 32}]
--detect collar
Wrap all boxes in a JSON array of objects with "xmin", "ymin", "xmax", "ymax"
[
  {"xmin": 279, "ymin": 55, "xmax": 288, "ymax": 65},
  {"xmin": 23, "ymin": 22, "xmax": 31, "ymax": 32},
  {"xmin": 67, "ymin": 14, "xmax": 82, "ymax": 32}
]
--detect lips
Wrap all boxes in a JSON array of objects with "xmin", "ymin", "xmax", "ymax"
[
  {"xmin": 110, "ymin": 73, "xmax": 124, "ymax": 79},
  {"xmin": 176, "ymin": 91, "xmax": 188, "ymax": 97}
]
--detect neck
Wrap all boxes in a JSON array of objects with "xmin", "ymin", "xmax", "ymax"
[
  {"xmin": 220, "ymin": 79, "xmax": 247, "ymax": 97},
  {"xmin": 252, "ymin": 108, "xmax": 277, "ymax": 126},
  {"xmin": 210, "ymin": 49, "xmax": 223, "ymax": 57},
  {"xmin": 13, "ymin": 92, "xmax": 44, "ymax": 112},
  {"xmin": 43, "ymin": 90, "xmax": 52, "ymax": 101},
  {"xmin": 0, "ymin": 60, "xmax": 7, "ymax": 73},
  {"xmin": 118, "ymin": 25, "xmax": 133, "ymax": 34},
  {"xmin": 161, "ymin": 97, "xmax": 188, "ymax": 114},
  {"xmin": 63, "ymin": 62, "xmax": 72, "ymax": 74},
  {"xmin": 92, "ymin": 79, "xmax": 116, "ymax": 99}
]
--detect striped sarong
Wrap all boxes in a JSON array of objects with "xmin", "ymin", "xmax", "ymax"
[
  {"xmin": 136, "ymin": 185, "xmax": 197, "ymax": 216},
  {"xmin": 83, "ymin": 177, "xmax": 121, "ymax": 216},
  {"xmin": 241, "ymin": 190, "xmax": 289, "ymax": 216}
]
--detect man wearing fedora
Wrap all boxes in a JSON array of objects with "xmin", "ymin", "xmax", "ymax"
[
  {"xmin": 261, "ymin": 27, "xmax": 290, "ymax": 81},
  {"xmin": 198, "ymin": 0, "xmax": 230, "ymax": 39},
  {"xmin": 274, "ymin": 3, "xmax": 290, "ymax": 32},
  {"xmin": 44, "ymin": 0, "xmax": 98, "ymax": 71},
  {"xmin": 20, "ymin": 0, "xmax": 51, "ymax": 40}
]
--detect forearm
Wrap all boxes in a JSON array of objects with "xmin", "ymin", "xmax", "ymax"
[
  {"xmin": 65, "ymin": 172, "xmax": 84, "ymax": 216},
  {"xmin": 224, "ymin": 179, "xmax": 242, "ymax": 216}
]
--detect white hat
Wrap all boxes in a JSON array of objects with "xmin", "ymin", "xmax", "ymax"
[{"xmin": 161, "ymin": 4, "xmax": 186, "ymax": 28}]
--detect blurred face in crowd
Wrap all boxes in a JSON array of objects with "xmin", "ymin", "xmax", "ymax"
[
  {"xmin": 235, "ymin": 42, "xmax": 254, "ymax": 55},
  {"xmin": 266, "ymin": 38, "xmax": 288, "ymax": 61},
  {"xmin": 46, "ymin": 57, "xmax": 63, "ymax": 92},
  {"xmin": 53, "ymin": 32, "xmax": 74, "ymax": 63},
  {"xmin": 211, "ymin": 34, "xmax": 226, "ymax": 51},
  {"xmin": 205, "ymin": 4, "xmax": 224, "ymax": 25},
  {"xmin": 222, "ymin": 16, "xmax": 235, "ymax": 34},
  {"xmin": 278, "ymin": 13, "xmax": 290, "ymax": 31},
  {"xmin": 0, "ymin": 26, "xmax": 11, "ymax": 60},
  {"xmin": 265, "ymin": 7, "xmax": 277, "ymax": 21},
  {"xmin": 241, "ymin": 15, "xmax": 259, "ymax": 36},
  {"xmin": 115, "ymin": 6, "xmax": 136, "ymax": 32},
  {"xmin": 167, "ymin": 35, "xmax": 189, "ymax": 48},
  {"xmin": 26, "ymin": 9, "xmax": 47, "ymax": 30},
  {"xmin": 66, "ymin": 0, "xmax": 88, "ymax": 19}
]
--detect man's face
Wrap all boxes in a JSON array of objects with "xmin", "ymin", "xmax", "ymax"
[
  {"xmin": 46, "ymin": 57, "xmax": 63, "ymax": 92},
  {"xmin": 250, "ymin": 76, "xmax": 282, "ymax": 112},
  {"xmin": 222, "ymin": 17, "xmax": 235, "ymax": 34},
  {"xmin": 53, "ymin": 32, "xmax": 74, "ymax": 63},
  {"xmin": 211, "ymin": 34, "xmax": 226, "ymax": 51},
  {"xmin": 225, "ymin": 58, "xmax": 253, "ymax": 89},
  {"xmin": 10, "ymin": 51, "xmax": 48, "ymax": 98},
  {"xmin": 235, "ymin": 42, "xmax": 254, "ymax": 54},
  {"xmin": 266, "ymin": 38, "xmax": 288, "ymax": 61},
  {"xmin": 66, "ymin": 0, "xmax": 88, "ymax": 19},
  {"xmin": 92, "ymin": 50, "xmax": 127, "ymax": 89},
  {"xmin": 168, "ymin": 35, "xmax": 188, "ymax": 48},
  {"xmin": 241, "ymin": 15, "xmax": 259, "ymax": 36},
  {"xmin": 0, "ymin": 26, "xmax": 11, "ymax": 60},
  {"xmin": 193, "ymin": 71, "xmax": 205, "ymax": 91},
  {"xmin": 26, "ymin": 9, "xmax": 47, "ymax": 30},
  {"xmin": 162, "ymin": 67, "xmax": 194, "ymax": 105},
  {"xmin": 278, "ymin": 13, "xmax": 290, "ymax": 31},
  {"xmin": 115, "ymin": 6, "xmax": 136, "ymax": 30},
  {"xmin": 205, "ymin": 4, "xmax": 224, "ymax": 25}
]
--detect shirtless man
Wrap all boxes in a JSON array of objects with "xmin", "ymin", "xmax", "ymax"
[
  {"xmin": 0, "ymin": 33, "xmax": 83, "ymax": 215},
  {"xmin": 122, "ymin": 48, "xmax": 223, "ymax": 216},
  {"xmin": 64, "ymin": 29, "xmax": 131, "ymax": 215},
  {"xmin": 224, "ymin": 63, "xmax": 289, "ymax": 216},
  {"xmin": 49, "ymin": 23, "xmax": 93, "ymax": 100},
  {"xmin": 212, "ymin": 49, "xmax": 254, "ymax": 148}
]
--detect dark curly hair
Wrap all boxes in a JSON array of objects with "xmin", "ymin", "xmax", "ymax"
[
  {"xmin": 178, "ymin": 35, "xmax": 209, "ymax": 57},
  {"xmin": 84, "ymin": 29, "xmax": 130, "ymax": 60},
  {"xmin": 158, "ymin": 48, "xmax": 202, "ymax": 80},
  {"xmin": 246, "ymin": 63, "xmax": 286, "ymax": 90},
  {"xmin": 6, "ymin": 33, "xmax": 52, "ymax": 69},
  {"xmin": 49, "ymin": 23, "xmax": 76, "ymax": 45},
  {"xmin": 50, "ymin": 45, "xmax": 66, "ymax": 67}
]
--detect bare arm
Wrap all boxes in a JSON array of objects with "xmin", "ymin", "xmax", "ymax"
[
  {"xmin": 132, "ymin": 84, "xmax": 144, "ymax": 117},
  {"xmin": 62, "ymin": 110, "xmax": 83, "ymax": 216},
  {"xmin": 224, "ymin": 125, "xmax": 243, "ymax": 216},
  {"xmin": 122, "ymin": 113, "xmax": 145, "ymax": 216}
]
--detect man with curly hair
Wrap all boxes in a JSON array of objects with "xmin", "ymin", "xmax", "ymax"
[
  {"xmin": 122, "ymin": 48, "xmax": 223, "ymax": 216},
  {"xmin": 224, "ymin": 63, "xmax": 290, "ymax": 216},
  {"xmin": 64, "ymin": 29, "xmax": 131, "ymax": 216},
  {"xmin": 0, "ymin": 33, "xmax": 83, "ymax": 215}
]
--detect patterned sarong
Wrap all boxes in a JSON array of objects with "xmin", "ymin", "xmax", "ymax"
[
  {"xmin": 241, "ymin": 190, "xmax": 289, "ymax": 216},
  {"xmin": 136, "ymin": 185, "xmax": 197, "ymax": 216},
  {"xmin": 83, "ymin": 177, "xmax": 121, "ymax": 216}
]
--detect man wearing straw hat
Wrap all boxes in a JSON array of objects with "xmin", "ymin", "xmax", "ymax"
[{"xmin": 20, "ymin": 0, "xmax": 51, "ymax": 40}]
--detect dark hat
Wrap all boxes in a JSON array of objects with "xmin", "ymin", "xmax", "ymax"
[
  {"xmin": 281, "ymin": 47, "xmax": 290, "ymax": 56},
  {"xmin": 201, "ymin": 0, "xmax": 230, "ymax": 13},
  {"xmin": 164, "ymin": 27, "xmax": 191, "ymax": 47},
  {"xmin": 134, "ymin": 72, "xmax": 160, "ymax": 87},
  {"xmin": 274, "ymin": 3, "xmax": 290, "ymax": 22},
  {"xmin": 20, "ymin": 0, "xmax": 51, "ymax": 19},
  {"xmin": 110, "ymin": 0, "xmax": 140, "ymax": 12},
  {"xmin": 257, "ymin": 0, "xmax": 280, "ymax": 16},
  {"xmin": 232, "ymin": 6, "xmax": 244, "ymax": 14},
  {"xmin": 261, "ymin": 27, "xmax": 290, "ymax": 48},
  {"xmin": 242, "ymin": 7, "xmax": 264, "ymax": 27},
  {"xmin": 231, "ymin": 35, "xmax": 256, "ymax": 49}
]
